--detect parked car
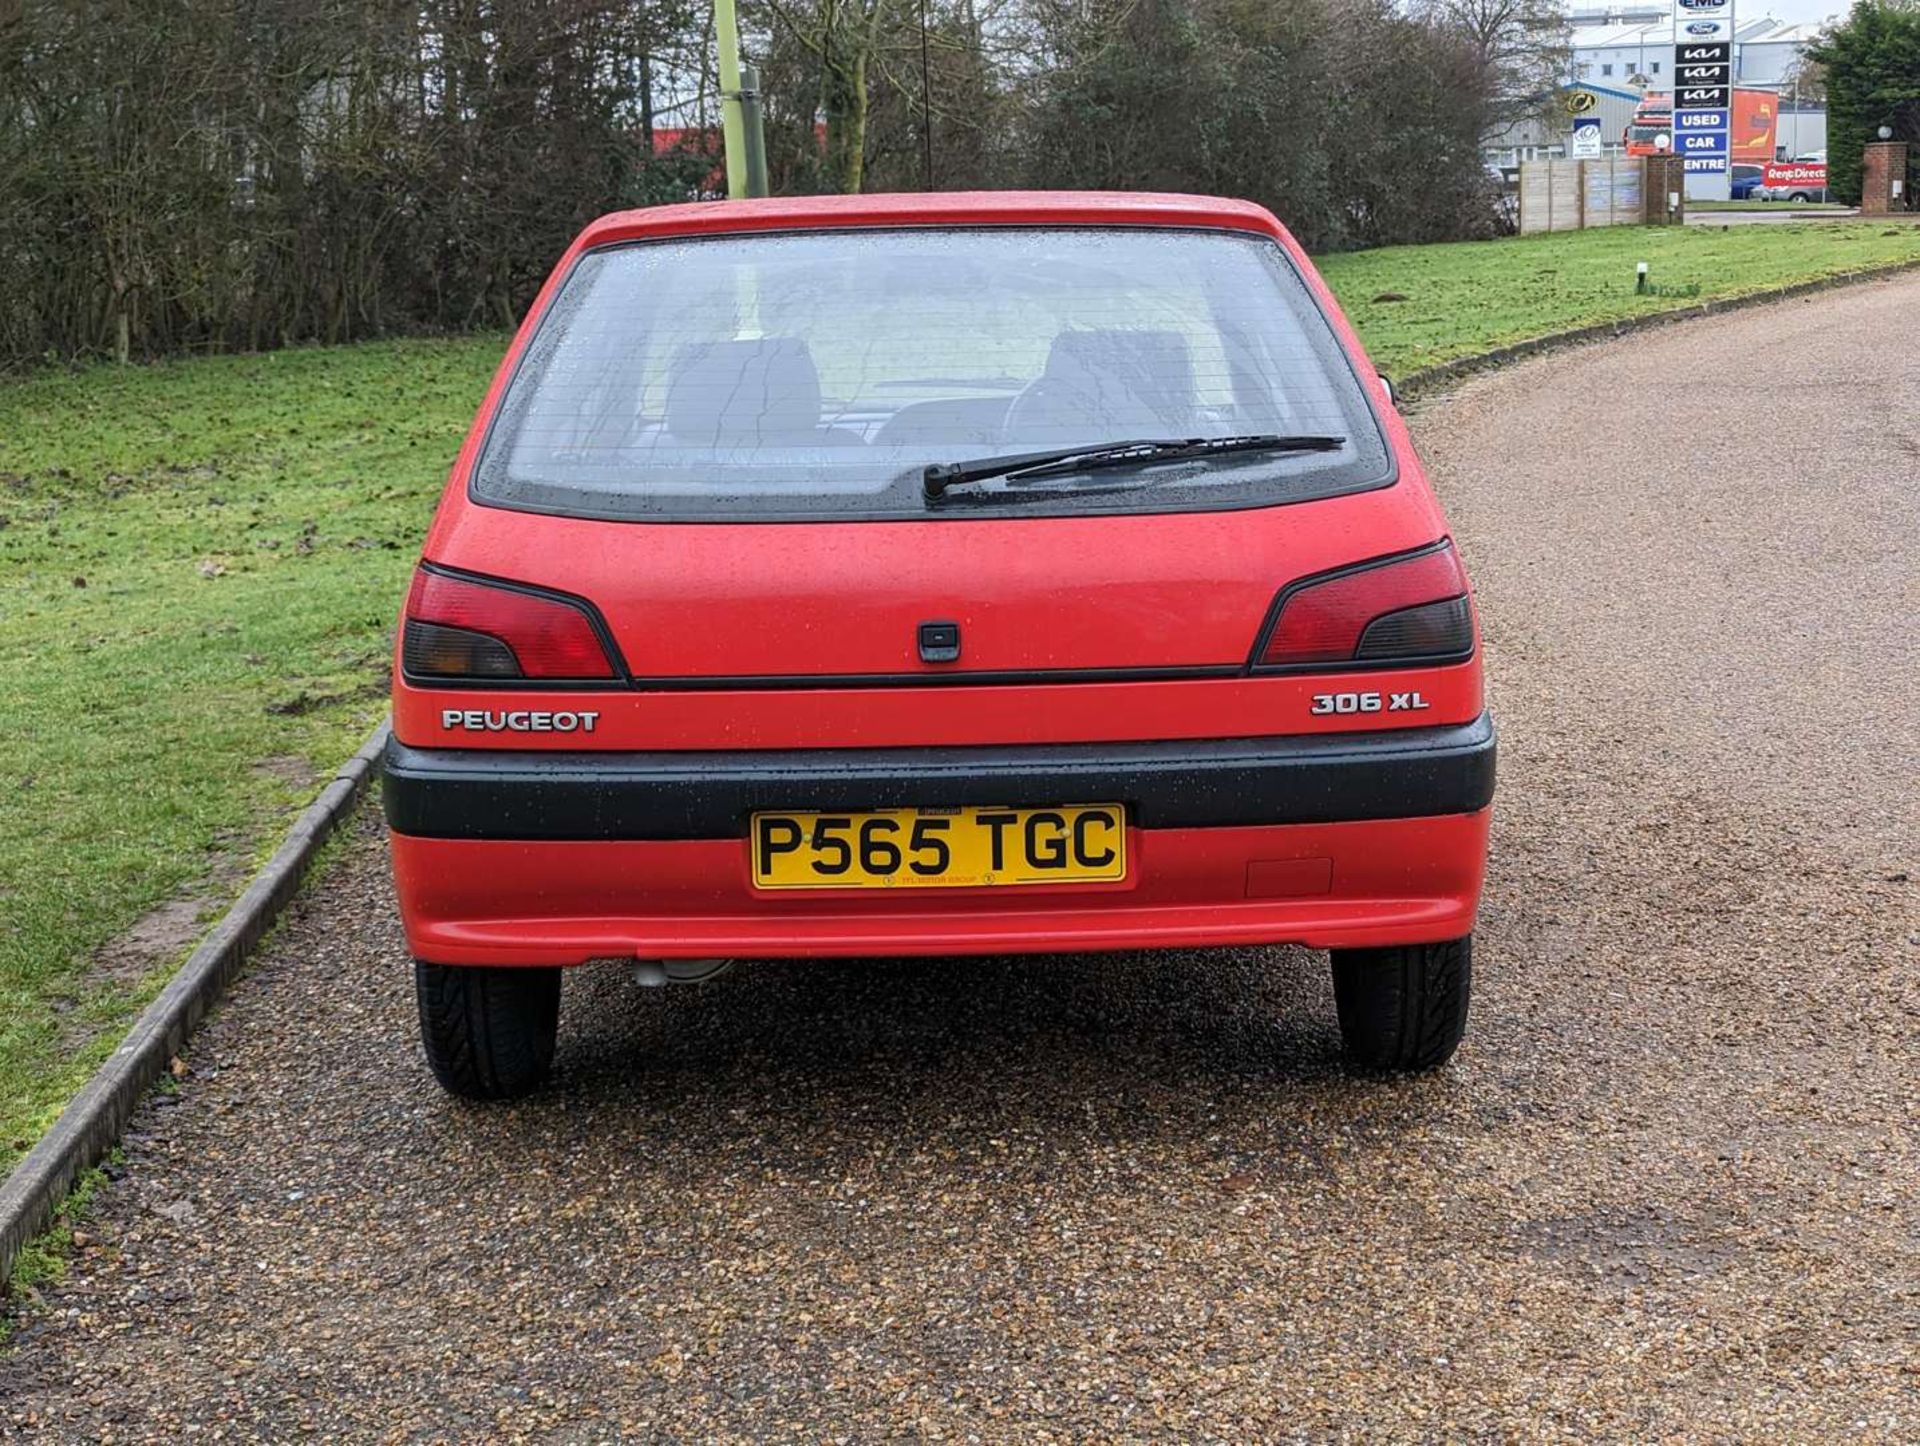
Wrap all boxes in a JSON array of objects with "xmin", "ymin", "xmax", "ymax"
[
  {"xmin": 384, "ymin": 192, "xmax": 1497, "ymax": 1098},
  {"xmin": 1729, "ymin": 164, "xmax": 1766, "ymax": 201}
]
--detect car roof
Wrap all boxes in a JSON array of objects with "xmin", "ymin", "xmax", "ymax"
[{"xmin": 574, "ymin": 191, "xmax": 1288, "ymax": 250}]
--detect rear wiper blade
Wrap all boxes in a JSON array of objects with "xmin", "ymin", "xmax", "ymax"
[
  {"xmin": 1005, "ymin": 433, "xmax": 1346, "ymax": 486},
  {"xmin": 922, "ymin": 434, "xmax": 1345, "ymax": 501}
]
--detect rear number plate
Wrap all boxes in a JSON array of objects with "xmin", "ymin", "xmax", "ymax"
[{"xmin": 751, "ymin": 805, "xmax": 1127, "ymax": 890}]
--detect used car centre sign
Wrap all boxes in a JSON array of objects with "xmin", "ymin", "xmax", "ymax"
[{"xmin": 1673, "ymin": 0, "xmax": 1733, "ymax": 174}]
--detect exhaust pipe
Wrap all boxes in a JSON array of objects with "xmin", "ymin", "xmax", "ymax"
[{"xmin": 630, "ymin": 958, "xmax": 735, "ymax": 987}]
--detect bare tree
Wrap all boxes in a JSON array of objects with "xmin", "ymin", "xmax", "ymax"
[
  {"xmin": 0, "ymin": 0, "xmax": 1537, "ymax": 367},
  {"xmin": 1414, "ymin": 0, "xmax": 1569, "ymax": 130},
  {"xmin": 759, "ymin": 0, "xmax": 900, "ymax": 191},
  {"xmin": 1779, "ymin": 50, "xmax": 1827, "ymax": 105}
]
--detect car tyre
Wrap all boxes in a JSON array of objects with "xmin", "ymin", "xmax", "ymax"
[
  {"xmin": 415, "ymin": 962, "xmax": 562, "ymax": 1100},
  {"xmin": 1329, "ymin": 936, "xmax": 1471, "ymax": 1072}
]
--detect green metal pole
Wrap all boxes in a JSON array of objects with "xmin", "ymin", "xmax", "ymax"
[
  {"xmin": 740, "ymin": 65, "xmax": 770, "ymax": 198},
  {"xmin": 715, "ymin": 0, "xmax": 749, "ymax": 200}
]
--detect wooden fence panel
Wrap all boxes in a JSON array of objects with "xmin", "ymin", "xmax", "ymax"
[{"xmin": 1520, "ymin": 157, "xmax": 1648, "ymax": 234}]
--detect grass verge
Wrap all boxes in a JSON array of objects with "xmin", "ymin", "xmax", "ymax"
[
  {"xmin": 1317, "ymin": 220, "xmax": 1920, "ymax": 376},
  {"xmin": 3, "ymin": 219, "xmax": 1919, "ymax": 1179},
  {"xmin": 0, "ymin": 338, "xmax": 497, "ymax": 1176}
]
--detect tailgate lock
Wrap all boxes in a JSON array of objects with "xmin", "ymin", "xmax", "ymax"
[{"xmin": 917, "ymin": 620, "xmax": 961, "ymax": 664}]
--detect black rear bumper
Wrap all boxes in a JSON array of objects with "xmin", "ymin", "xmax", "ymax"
[{"xmin": 381, "ymin": 715, "xmax": 1495, "ymax": 842}]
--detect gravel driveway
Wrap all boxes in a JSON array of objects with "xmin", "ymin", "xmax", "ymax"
[{"xmin": 4, "ymin": 277, "xmax": 1917, "ymax": 1442}]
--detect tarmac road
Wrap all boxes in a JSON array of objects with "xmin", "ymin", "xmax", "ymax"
[
  {"xmin": 1683, "ymin": 207, "xmax": 1862, "ymax": 225},
  {"xmin": 3, "ymin": 275, "xmax": 1917, "ymax": 1442}
]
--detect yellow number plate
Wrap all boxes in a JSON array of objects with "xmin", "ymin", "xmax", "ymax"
[{"xmin": 751, "ymin": 804, "xmax": 1127, "ymax": 890}]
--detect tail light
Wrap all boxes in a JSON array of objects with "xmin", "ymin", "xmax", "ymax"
[
  {"xmin": 1254, "ymin": 542, "xmax": 1473, "ymax": 670},
  {"xmin": 402, "ymin": 567, "xmax": 618, "ymax": 681}
]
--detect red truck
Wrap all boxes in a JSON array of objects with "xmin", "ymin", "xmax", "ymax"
[{"xmin": 1624, "ymin": 89, "xmax": 1778, "ymax": 163}]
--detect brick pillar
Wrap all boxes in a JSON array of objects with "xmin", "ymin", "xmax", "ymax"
[
  {"xmin": 1643, "ymin": 156, "xmax": 1685, "ymax": 225},
  {"xmin": 1861, "ymin": 142, "xmax": 1910, "ymax": 215}
]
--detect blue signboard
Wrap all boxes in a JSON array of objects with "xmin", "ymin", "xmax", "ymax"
[
  {"xmin": 1675, "ymin": 109, "xmax": 1730, "ymax": 131},
  {"xmin": 1680, "ymin": 132, "xmax": 1729, "ymax": 156}
]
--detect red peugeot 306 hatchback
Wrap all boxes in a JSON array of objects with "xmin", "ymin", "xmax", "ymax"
[{"xmin": 384, "ymin": 192, "xmax": 1495, "ymax": 1098}]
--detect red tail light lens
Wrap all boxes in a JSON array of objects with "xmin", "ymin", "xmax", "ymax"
[
  {"xmin": 402, "ymin": 568, "xmax": 617, "ymax": 681},
  {"xmin": 1256, "ymin": 543, "xmax": 1472, "ymax": 669}
]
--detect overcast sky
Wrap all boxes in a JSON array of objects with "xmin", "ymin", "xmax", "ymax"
[
  {"xmin": 1738, "ymin": 0, "xmax": 1844, "ymax": 22},
  {"xmin": 1570, "ymin": 1, "xmax": 1846, "ymax": 26}
]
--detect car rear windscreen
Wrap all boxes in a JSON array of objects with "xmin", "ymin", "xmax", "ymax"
[{"xmin": 472, "ymin": 227, "xmax": 1393, "ymax": 522}]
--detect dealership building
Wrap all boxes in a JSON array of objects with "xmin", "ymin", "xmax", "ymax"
[{"xmin": 1569, "ymin": 10, "xmax": 1825, "ymax": 87}]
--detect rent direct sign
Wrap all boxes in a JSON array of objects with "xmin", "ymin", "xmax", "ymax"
[{"xmin": 1763, "ymin": 161, "xmax": 1828, "ymax": 189}]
